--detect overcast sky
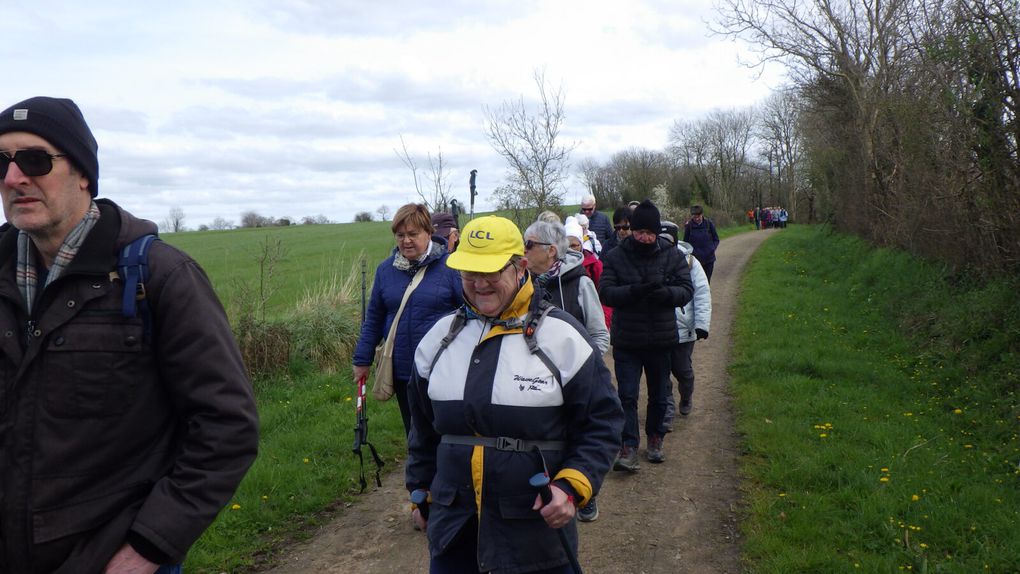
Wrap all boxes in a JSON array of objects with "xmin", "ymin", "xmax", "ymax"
[{"xmin": 5, "ymin": 0, "xmax": 784, "ymax": 228}]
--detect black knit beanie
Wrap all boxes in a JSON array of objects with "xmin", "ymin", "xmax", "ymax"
[
  {"xmin": 629, "ymin": 199, "xmax": 661, "ymax": 232},
  {"xmin": 0, "ymin": 97, "xmax": 99, "ymax": 197}
]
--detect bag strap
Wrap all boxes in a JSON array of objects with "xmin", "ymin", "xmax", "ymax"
[
  {"xmin": 117, "ymin": 233, "xmax": 159, "ymax": 339},
  {"xmin": 381, "ymin": 266, "xmax": 427, "ymax": 355}
]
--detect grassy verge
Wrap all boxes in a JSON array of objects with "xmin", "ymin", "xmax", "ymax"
[
  {"xmin": 731, "ymin": 225, "xmax": 1019, "ymax": 573},
  {"xmin": 185, "ymin": 363, "xmax": 410, "ymax": 572}
]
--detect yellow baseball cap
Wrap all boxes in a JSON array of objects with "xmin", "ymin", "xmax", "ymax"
[{"xmin": 446, "ymin": 216, "xmax": 525, "ymax": 272}]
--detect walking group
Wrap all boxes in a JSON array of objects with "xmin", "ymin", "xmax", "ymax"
[
  {"xmin": 0, "ymin": 94, "xmax": 718, "ymax": 574},
  {"xmin": 354, "ymin": 194, "xmax": 717, "ymax": 572},
  {"xmin": 749, "ymin": 205, "xmax": 788, "ymax": 230}
]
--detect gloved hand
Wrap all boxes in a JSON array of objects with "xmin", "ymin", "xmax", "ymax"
[
  {"xmin": 696, "ymin": 328, "xmax": 709, "ymax": 340},
  {"xmin": 631, "ymin": 282, "xmax": 658, "ymax": 297},
  {"xmin": 649, "ymin": 286, "xmax": 673, "ymax": 305}
]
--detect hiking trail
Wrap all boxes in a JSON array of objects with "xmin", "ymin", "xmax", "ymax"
[{"xmin": 259, "ymin": 229, "xmax": 776, "ymax": 574}]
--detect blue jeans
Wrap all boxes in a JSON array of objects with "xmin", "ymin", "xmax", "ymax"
[{"xmin": 613, "ymin": 346, "xmax": 671, "ymax": 447}]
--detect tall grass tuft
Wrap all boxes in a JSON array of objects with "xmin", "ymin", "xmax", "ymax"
[{"xmin": 287, "ymin": 265, "xmax": 362, "ymax": 373}]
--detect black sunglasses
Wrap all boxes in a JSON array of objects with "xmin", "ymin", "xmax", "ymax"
[
  {"xmin": 0, "ymin": 149, "xmax": 67, "ymax": 178},
  {"xmin": 614, "ymin": 224, "xmax": 630, "ymax": 230},
  {"xmin": 580, "ymin": 207, "xmax": 595, "ymax": 212},
  {"xmin": 524, "ymin": 239, "xmax": 552, "ymax": 250}
]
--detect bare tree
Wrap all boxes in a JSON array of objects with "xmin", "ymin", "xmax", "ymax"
[
  {"xmin": 376, "ymin": 205, "xmax": 391, "ymax": 222},
  {"xmin": 161, "ymin": 207, "xmax": 186, "ymax": 233},
  {"xmin": 210, "ymin": 217, "xmax": 233, "ymax": 230},
  {"xmin": 578, "ymin": 157, "xmax": 623, "ymax": 207},
  {"xmin": 396, "ymin": 136, "xmax": 453, "ymax": 213},
  {"xmin": 759, "ymin": 89, "xmax": 805, "ymax": 217},
  {"xmin": 241, "ymin": 211, "xmax": 273, "ymax": 228},
  {"xmin": 484, "ymin": 69, "xmax": 577, "ymax": 218}
]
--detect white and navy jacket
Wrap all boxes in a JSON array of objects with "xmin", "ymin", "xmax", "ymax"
[
  {"xmin": 405, "ymin": 279, "xmax": 623, "ymax": 573},
  {"xmin": 676, "ymin": 241, "xmax": 712, "ymax": 343}
]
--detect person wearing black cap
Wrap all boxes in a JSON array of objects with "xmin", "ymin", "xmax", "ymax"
[
  {"xmin": 0, "ymin": 97, "xmax": 259, "ymax": 574},
  {"xmin": 431, "ymin": 211, "xmax": 460, "ymax": 252},
  {"xmin": 599, "ymin": 199, "xmax": 693, "ymax": 471}
]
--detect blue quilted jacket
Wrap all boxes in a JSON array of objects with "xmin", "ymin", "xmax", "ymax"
[{"xmin": 353, "ymin": 241, "xmax": 463, "ymax": 381}]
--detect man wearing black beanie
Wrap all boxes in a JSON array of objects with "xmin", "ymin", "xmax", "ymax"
[
  {"xmin": 599, "ymin": 199, "xmax": 694, "ymax": 472},
  {"xmin": 0, "ymin": 97, "xmax": 259, "ymax": 574}
]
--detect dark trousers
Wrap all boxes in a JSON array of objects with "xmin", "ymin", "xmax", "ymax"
[
  {"xmin": 430, "ymin": 518, "xmax": 574, "ymax": 574},
  {"xmin": 670, "ymin": 341, "xmax": 695, "ymax": 401},
  {"xmin": 613, "ymin": 346, "xmax": 671, "ymax": 447},
  {"xmin": 395, "ymin": 378, "xmax": 411, "ymax": 435},
  {"xmin": 701, "ymin": 260, "xmax": 715, "ymax": 283}
]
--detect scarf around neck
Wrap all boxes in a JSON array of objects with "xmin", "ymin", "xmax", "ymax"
[{"xmin": 17, "ymin": 201, "xmax": 101, "ymax": 314}]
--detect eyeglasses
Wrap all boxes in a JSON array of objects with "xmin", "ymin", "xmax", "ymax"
[
  {"xmin": 0, "ymin": 149, "xmax": 67, "ymax": 178},
  {"xmin": 460, "ymin": 262, "xmax": 515, "ymax": 283},
  {"xmin": 524, "ymin": 239, "xmax": 551, "ymax": 250},
  {"xmin": 614, "ymin": 224, "xmax": 630, "ymax": 231},
  {"xmin": 580, "ymin": 207, "xmax": 595, "ymax": 212}
]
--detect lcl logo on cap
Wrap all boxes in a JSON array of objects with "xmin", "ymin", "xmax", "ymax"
[
  {"xmin": 467, "ymin": 229, "xmax": 494, "ymax": 248},
  {"xmin": 13, "ymin": 109, "xmax": 28, "ymax": 120}
]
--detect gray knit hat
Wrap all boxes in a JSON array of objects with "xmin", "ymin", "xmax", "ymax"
[{"xmin": 0, "ymin": 97, "xmax": 99, "ymax": 196}]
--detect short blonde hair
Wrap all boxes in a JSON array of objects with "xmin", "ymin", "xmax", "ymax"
[{"xmin": 391, "ymin": 203, "xmax": 433, "ymax": 234}]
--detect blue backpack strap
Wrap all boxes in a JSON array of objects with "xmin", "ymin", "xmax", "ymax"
[{"xmin": 119, "ymin": 234, "xmax": 159, "ymax": 337}]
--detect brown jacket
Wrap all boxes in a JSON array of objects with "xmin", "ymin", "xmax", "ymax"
[{"xmin": 0, "ymin": 200, "xmax": 259, "ymax": 573}]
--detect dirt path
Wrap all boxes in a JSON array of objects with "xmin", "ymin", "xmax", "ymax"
[{"xmin": 260, "ymin": 229, "xmax": 776, "ymax": 574}]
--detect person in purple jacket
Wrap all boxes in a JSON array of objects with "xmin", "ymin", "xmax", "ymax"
[{"xmin": 353, "ymin": 203, "xmax": 463, "ymax": 434}]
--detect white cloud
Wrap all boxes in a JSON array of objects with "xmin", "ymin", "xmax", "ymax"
[{"xmin": 4, "ymin": 0, "xmax": 784, "ymax": 226}]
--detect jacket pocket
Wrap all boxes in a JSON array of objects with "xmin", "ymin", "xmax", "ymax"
[
  {"xmin": 43, "ymin": 320, "xmax": 147, "ymax": 418},
  {"xmin": 32, "ymin": 480, "xmax": 150, "ymax": 544},
  {"xmin": 497, "ymin": 491, "xmax": 543, "ymax": 520}
]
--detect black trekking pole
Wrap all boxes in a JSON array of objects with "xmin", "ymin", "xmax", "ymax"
[
  {"xmin": 469, "ymin": 169, "xmax": 477, "ymax": 221},
  {"xmin": 529, "ymin": 472, "xmax": 584, "ymax": 574}
]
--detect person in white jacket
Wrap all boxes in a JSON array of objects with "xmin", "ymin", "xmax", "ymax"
[{"xmin": 659, "ymin": 222, "xmax": 712, "ymax": 423}]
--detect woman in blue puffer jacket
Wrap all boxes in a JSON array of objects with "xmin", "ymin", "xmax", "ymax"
[{"xmin": 353, "ymin": 203, "xmax": 463, "ymax": 434}]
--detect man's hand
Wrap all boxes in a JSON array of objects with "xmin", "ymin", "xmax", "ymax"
[
  {"xmin": 103, "ymin": 544, "xmax": 159, "ymax": 574},
  {"xmin": 531, "ymin": 484, "xmax": 576, "ymax": 529},
  {"xmin": 696, "ymin": 328, "xmax": 709, "ymax": 340},
  {"xmin": 353, "ymin": 364, "xmax": 370, "ymax": 383}
]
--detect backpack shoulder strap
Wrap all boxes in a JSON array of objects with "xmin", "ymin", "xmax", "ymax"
[
  {"xmin": 428, "ymin": 308, "xmax": 469, "ymax": 375},
  {"xmin": 118, "ymin": 234, "xmax": 159, "ymax": 337},
  {"xmin": 523, "ymin": 299, "xmax": 562, "ymax": 387}
]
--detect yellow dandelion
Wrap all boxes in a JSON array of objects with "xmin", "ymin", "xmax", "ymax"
[
  {"xmin": 881, "ymin": 467, "xmax": 889, "ymax": 472},
  {"xmin": 262, "ymin": 495, "xmax": 269, "ymax": 501},
  {"xmin": 953, "ymin": 408, "xmax": 962, "ymax": 414},
  {"xmin": 964, "ymin": 444, "xmax": 973, "ymax": 449},
  {"xmin": 920, "ymin": 543, "xmax": 928, "ymax": 549},
  {"xmin": 911, "ymin": 494, "xmax": 920, "ymax": 501},
  {"xmin": 880, "ymin": 477, "xmax": 890, "ymax": 482},
  {"xmin": 231, "ymin": 503, "xmax": 241, "ymax": 510},
  {"xmin": 303, "ymin": 458, "xmax": 311, "ymax": 463},
  {"xmin": 345, "ymin": 396, "xmax": 353, "ymax": 402},
  {"xmin": 819, "ymin": 433, "xmax": 828, "ymax": 438}
]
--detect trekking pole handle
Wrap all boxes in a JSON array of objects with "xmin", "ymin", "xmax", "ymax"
[
  {"xmin": 528, "ymin": 472, "xmax": 584, "ymax": 574},
  {"xmin": 529, "ymin": 472, "xmax": 553, "ymax": 506},
  {"xmin": 410, "ymin": 489, "xmax": 430, "ymax": 521}
]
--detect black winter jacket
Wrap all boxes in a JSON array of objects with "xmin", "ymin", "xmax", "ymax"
[
  {"xmin": 0, "ymin": 200, "xmax": 258, "ymax": 573},
  {"xmin": 599, "ymin": 236, "xmax": 693, "ymax": 349}
]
